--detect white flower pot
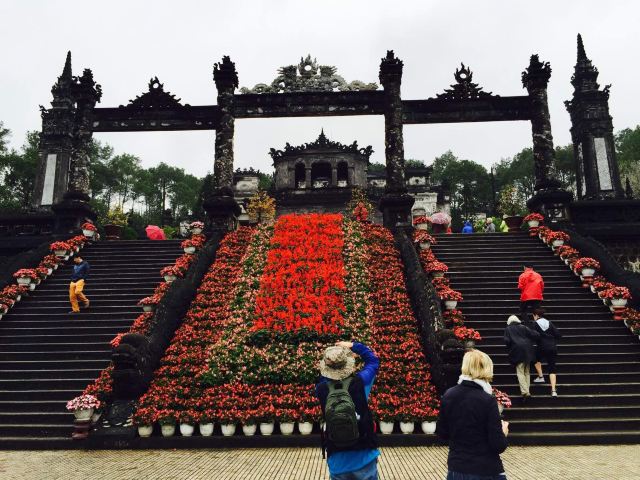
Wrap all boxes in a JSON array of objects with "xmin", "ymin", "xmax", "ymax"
[
  {"xmin": 191, "ymin": 227, "xmax": 203, "ymax": 235},
  {"xmin": 552, "ymin": 239, "xmax": 564, "ymax": 247},
  {"xmin": 590, "ymin": 285, "xmax": 596, "ymax": 294},
  {"xmin": 432, "ymin": 271, "xmax": 444, "ymax": 278},
  {"xmin": 379, "ymin": 421, "xmax": 394, "ymax": 435},
  {"xmin": 611, "ymin": 298, "xmax": 628, "ymax": 307},
  {"xmin": 259, "ymin": 422, "xmax": 275, "ymax": 436},
  {"xmin": 74, "ymin": 408, "xmax": 94, "ymax": 422},
  {"xmin": 142, "ymin": 304, "xmax": 155, "ymax": 313},
  {"xmin": 54, "ymin": 249, "xmax": 67, "ymax": 257},
  {"xmin": 46, "ymin": 268, "xmax": 53, "ymax": 275},
  {"xmin": 64, "ymin": 255, "xmax": 70, "ymax": 261},
  {"xmin": 581, "ymin": 268, "xmax": 595, "ymax": 277},
  {"xmin": 29, "ymin": 283, "xmax": 36, "ymax": 291},
  {"xmin": 221, "ymin": 423, "xmax": 236, "ymax": 436},
  {"xmin": 138, "ymin": 425, "xmax": 153, "ymax": 437},
  {"xmin": 444, "ymin": 300, "xmax": 458, "ymax": 310},
  {"xmin": 623, "ymin": 319, "xmax": 630, "ymax": 328},
  {"xmin": 419, "ymin": 242, "xmax": 431, "ymax": 250},
  {"xmin": 298, "ymin": 422, "xmax": 314, "ymax": 435},
  {"xmin": 164, "ymin": 274, "xmax": 177, "ymax": 283},
  {"xmin": 399, "ymin": 422, "xmax": 415, "ymax": 434},
  {"xmin": 16, "ymin": 277, "xmax": 31, "ymax": 286},
  {"xmin": 82, "ymin": 229, "xmax": 96, "ymax": 238},
  {"xmin": 527, "ymin": 220, "xmax": 540, "ymax": 228},
  {"xmin": 199, "ymin": 422, "xmax": 214, "ymax": 437},
  {"xmin": 74, "ymin": 247, "xmax": 80, "ymax": 253},
  {"xmin": 242, "ymin": 424, "xmax": 257, "ymax": 436},
  {"xmin": 15, "ymin": 295, "xmax": 21, "ymax": 302},
  {"xmin": 416, "ymin": 224, "xmax": 429, "ymax": 231},
  {"xmin": 183, "ymin": 246, "xmax": 196, "ymax": 254},
  {"xmin": 421, "ymin": 421, "xmax": 437, "ymax": 434},
  {"xmin": 279, "ymin": 422, "xmax": 295, "ymax": 435},
  {"xmin": 53, "ymin": 264, "xmax": 59, "ymax": 270},
  {"xmin": 180, "ymin": 423, "xmax": 195, "ymax": 436},
  {"xmin": 160, "ymin": 424, "xmax": 176, "ymax": 437}
]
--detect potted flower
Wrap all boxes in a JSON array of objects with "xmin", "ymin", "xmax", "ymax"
[
  {"xmin": 50, "ymin": 241, "xmax": 72, "ymax": 258},
  {"xmin": 439, "ymin": 287, "xmax": 463, "ymax": 310},
  {"xmin": 443, "ymin": 309, "xmax": 465, "ymax": 328},
  {"xmin": 158, "ymin": 414, "xmax": 177, "ymax": 437},
  {"xmin": 0, "ymin": 302, "xmax": 8, "ymax": 320},
  {"xmin": 557, "ymin": 246, "xmax": 580, "ymax": 263},
  {"xmin": 413, "ymin": 230, "xmax": 436, "ymax": 250},
  {"xmin": 160, "ymin": 266, "xmax": 180, "ymax": 283},
  {"xmin": 189, "ymin": 221, "xmax": 205, "ymax": 235},
  {"xmin": 13, "ymin": 269, "xmax": 38, "ymax": 286},
  {"xmin": 426, "ymin": 261, "xmax": 448, "ymax": 278},
  {"xmin": 523, "ymin": 212, "xmax": 544, "ymax": 229},
  {"xmin": 546, "ymin": 231, "xmax": 570, "ymax": 249},
  {"xmin": 493, "ymin": 388, "xmax": 512, "ymax": 414},
  {"xmin": 605, "ymin": 286, "xmax": 632, "ymax": 307},
  {"xmin": 430, "ymin": 212, "xmax": 451, "ymax": 234},
  {"xmin": 132, "ymin": 407, "xmax": 155, "ymax": 438},
  {"xmin": 199, "ymin": 411, "xmax": 215, "ymax": 437},
  {"xmin": 453, "ymin": 326, "xmax": 482, "ymax": 348},
  {"xmin": 103, "ymin": 207, "xmax": 128, "ymax": 240},
  {"xmin": 179, "ymin": 410, "xmax": 197, "ymax": 437},
  {"xmin": 81, "ymin": 222, "xmax": 98, "ymax": 238},
  {"xmin": 537, "ymin": 226, "xmax": 552, "ymax": 242},
  {"xmin": 181, "ymin": 238, "xmax": 200, "ymax": 255},
  {"xmin": 138, "ymin": 295, "xmax": 160, "ymax": 313},
  {"xmin": 66, "ymin": 394, "xmax": 101, "ymax": 421},
  {"xmin": 277, "ymin": 409, "xmax": 297, "ymax": 436},
  {"xmin": 298, "ymin": 407, "xmax": 319, "ymax": 436},
  {"xmin": 412, "ymin": 215, "xmax": 431, "ymax": 231},
  {"xmin": 420, "ymin": 407, "xmax": 439, "ymax": 434},
  {"xmin": 238, "ymin": 409, "xmax": 258, "ymax": 436},
  {"xmin": 573, "ymin": 257, "xmax": 601, "ymax": 278},
  {"xmin": 397, "ymin": 405, "xmax": 418, "ymax": 434},
  {"xmin": 498, "ymin": 185, "xmax": 525, "ymax": 231},
  {"xmin": 353, "ymin": 202, "xmax": 369, "ymax": 222},
  {"xmin": 39, "ymin": 255, "xmax": 59, "ymax": 274}
]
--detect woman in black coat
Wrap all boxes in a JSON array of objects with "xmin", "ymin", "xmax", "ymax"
[
  {"xmin": 529, "ymin": 307, "xmax": 562, "ymax": 397},
  {"xmin": 437, "ymin": 349, "xmax": 509, "ymax": 479},
  {"xmin": 504, "ymin": 315, "xmax": 539, "ymax": 401}
]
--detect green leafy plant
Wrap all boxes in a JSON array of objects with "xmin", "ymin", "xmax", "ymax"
[{"xmin": 498, "ymin": 185, "xmax": 526, "ymax": 216}]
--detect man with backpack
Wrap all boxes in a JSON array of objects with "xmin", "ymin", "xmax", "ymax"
[{"xmin": 316, "ymin": 341, "xmax": 380, "ymax": 480}]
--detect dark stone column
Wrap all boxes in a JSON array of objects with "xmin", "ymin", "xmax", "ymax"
[
  {"xmin": 565, "ymin": 34, "xmax": 624, "ymax": 200},
  {"xmin": 378, "ymin": 51, "xmax": 414, "ymax": 230},
  {"xmin": 305, "ymin": 165, "xmax": 312, "ymax": 189},
  {"xmin": 206, "ymin": 56, "xmax": 241, "ymax": 231},
  {"xmin": 522, "ymin": 55, "xmax": 558, "ymax": 191},
  {"xmin": 331, "ymin": 165, "xmax": 338, "ymax": 187}
]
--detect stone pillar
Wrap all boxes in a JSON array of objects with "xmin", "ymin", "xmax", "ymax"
[
  {"xmin": 378, "ymin": 51, "xmax": 413, "ymax": 230},
  {"xmin": 522, "ymin": 55, "xmax": 558, "ymax": 191},
  {"xmin": 305, "ymin": 165, "xmax": 312, "ymax": 189},
  {"xmin": 565, "ymin": 34, "xmax": 624, "ymax": 200},
  {"xmin": 331, "ymin": 165, "xmax": 338, "ymax": 187},
  {"xmin": 33, "ymin": 52, "xmax": 76, "ymax": 209},
  {"xmin": 206, "ymin": 56, "xmax": 241, "ymax": 231}
]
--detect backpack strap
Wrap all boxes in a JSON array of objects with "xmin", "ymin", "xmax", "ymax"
[{"xmin": 327, "ymin": 376, "xmax": 353, "ymax": 393}]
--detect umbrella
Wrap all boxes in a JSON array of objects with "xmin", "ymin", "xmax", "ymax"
[
  {"xmin": 145, "ymin": 225, "xmax": 166, "ymax": 240},
  {"xmin": 431, "ymin": 212, "xmax": 452, "ymax": 225}
]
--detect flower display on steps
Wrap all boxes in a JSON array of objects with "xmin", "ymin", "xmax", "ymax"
[{"xmin": 130, "ymin": 212, "xmax": 439, "ymax": 436}]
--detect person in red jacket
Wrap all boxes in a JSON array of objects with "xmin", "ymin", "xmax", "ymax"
[{"xmin": 518, "ymin": 264, "xmax": 544, "ymax": 318}]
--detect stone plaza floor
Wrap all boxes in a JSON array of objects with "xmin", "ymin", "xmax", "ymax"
[{"xmin": 1, "ymin": 445, "xmax": 639, "ymax": 480}]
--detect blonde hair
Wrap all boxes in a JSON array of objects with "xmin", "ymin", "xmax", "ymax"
[{"xmin": 461, "ymin": 349, "xmax": 494, "ymax": 382}]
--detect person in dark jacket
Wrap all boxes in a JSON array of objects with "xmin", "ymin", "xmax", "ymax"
[
  {"xmin": 69, "ymin": 255, "xmax": 90, "ymax": 314},
  {"xmin": 504, "ymin": 315, "xmax": 539, "ymax": 402},
  {"xmin": 529, "ymin": 308, "xmax": 562, "ymax": 397},
  {"xmin": 437, "ymin": 349, "xmax": 509, "ymax": 479},
  {"xmin": 316, "ymin": 341, "xmax": 380, "ymax": 480}
]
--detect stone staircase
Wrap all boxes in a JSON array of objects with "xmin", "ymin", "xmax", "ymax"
[
  {"xmin": 432, "ymin": 232, "xmax": 640, "ymax": 444},
  {"xmin": 0, "ymin": 240, "xmax": 182, "ymax": 444}
]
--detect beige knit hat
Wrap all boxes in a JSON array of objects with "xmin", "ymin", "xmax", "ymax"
[{"xmin": 320, "ymin": 346, "xmax": 356, "ymax": 381}]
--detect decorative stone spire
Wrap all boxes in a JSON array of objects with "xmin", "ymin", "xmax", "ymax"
[
  {"xmin": 213, "ymin": 55, "xmax": 239, "ymax": 92},
  {"xmin": 51, "ymin": 51, "xmax": 74, "ymax": 109},
  {"xmin": 570, "ymin": 34, "xmax": 605, "ymax": 96}
]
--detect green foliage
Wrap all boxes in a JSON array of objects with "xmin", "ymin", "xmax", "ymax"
[
  {"xmin": 163, "ymin": 226, "xmax": 177, "ymax": 239},
  {"xmin": 104, "ymin": 206, "xmax": 128, "ymax": 226},
  {"xmin": 368, "ymin": 162, "xmax": 385, "ymax": 173},
  {"xmin": 0, "ymin": 129, "xmax": 39, "ymax": 211},
  {"xmin": 616, "ymin": 126, "xmax": 640, "ymax": 196},
  {"xmin": 405, "ymin": 159, "xmax": 426, "ymax": 168},
  {"xmin": 122, "ymin": 226, "xmax": 138, "ymax": 240},
  {"xmin": 498, "ymin": 185, "xmax": 526, "ymax": 216}
]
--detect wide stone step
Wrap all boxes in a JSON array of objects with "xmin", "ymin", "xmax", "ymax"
[
  {"xmin": 0, "ymin": 424, "xmax": 73, "ymax": 437},
  {"xmin": 494, "ymin": 381, "xmax": 640, "ymax": 395},
  {"xmin": 0, "ymin": 350, "xmax": 111, "ymax": 361},
  {"xmin": 0, "ymin": 319, "xmax": 134, "ymax": 328},
  {"xmin": 0, "ymin": 377, "xmax": 97, "ymax": 390},
  {"xmin": 0, "ymin": 368, "xmax": 102, "ymax": 380},
  {"xmin": 501, "ymin": 393, "xmax": 640, "ymax": 408},
  {"xmin": 0, "ymin": 326, "xmax": 127, "ymax": 336},
  {"xmin": 477, "ymin": 326, "xmax": 628, "ymax": 336},
  {"xmin": 481, "ymin": 334, "xmax": 634, "ymax": 345},
  {"xmin": 5, "ymin": 312, "xmax": 140, "ymax": 321},
  {"xmin": 0, "ymin": 412, "xmax": 73, "ymax": 425},
  {"xmin": 505, "ymin": 405, "xmax": 640, "ymax": 421},
  {"xmin": 0, "ymin": 390, "xmax": 84, "ymax": 401},
  {"xmin": 30, "ymin": 292, "xmax": 155, "ymax": 301},
  {"xmin": 507, "ymin": 417, "xmax": 640, "ymax": 433},
  {"xmin": 480, "ymin": 342, "xmax": 638, "ymax": 354},
  {"xmin": 0, "ymin": 342, "xmax": 111, "ymax": 352},
  {"xmin": 0, "ymin": 359, "xmax": 111, "ymax": 370},
  {"xmin": 492, "ymin": 360, "xmax": 640, "ymax": 374},
  {"xmin": 0, "ymin": 333, "xmax": 120, "ymax": 344},
  {"xmin": 0, "ymin": 401, "xmax": 68, "ymax": 413}
]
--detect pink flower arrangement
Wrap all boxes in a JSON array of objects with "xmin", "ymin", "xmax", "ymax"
[
  {"xmin": 425, "ymin": 261, "xmax": 449, "ymax": 273},
  {"xmin": 523, "ymin": 213, "xmax": 544, "ymax": 223},
  {"xmin": 453, "ymin": 326, "xmax": 482, "ymax": 342},
  {"xmin": 556, "ymin": 246, "xmax": 580, "ymax": 259},
  {"xmin": 189, "ymin": 221, "xmax": 205, "ymax": 230},
  {"xmin": 13, "ymin": 269, "xmax": 39, "ymax": 281},
  {"xmin": 412, "ymin": 215, "xmax": 431, "ymax": 226},
  {"xmin": 574, "ymin": 257, "xmax": 601, "ymax": 271},
  {"xmin": 546, "ymin": 231, "xmax": 570, "ymax": 244},
  {"xmin": 413, "ymin": 231, "xmax": 436, "ymax": 245},
  {"xmin": 66, "ymin": 394, "xmax": 101, "ymax": 412},
  {"xmin": 439, "ymin": 287, "xmax": 463, "ymax": 302},
  {"xmin": 50, "ymin": 241, "xmax": 71, "ymax": 252},
  {"xmin": 81, "ymin": 222, "xmax": 97, "ymax": 232},
  {"xmin": 353, "ymin": 202, "xmax": 369, "ymax": 222},
  {"xmin": 493, "ymin": 388, "xmax": 512, "ymax": 409},
  {"xmin": 603, "ymin": 286, "xmax": 632, "ymax": 300}
]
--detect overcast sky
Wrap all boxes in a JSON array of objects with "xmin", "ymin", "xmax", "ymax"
[{"xmin": 1, "ymin": 0, "xmax": 638, "ymax": 178}]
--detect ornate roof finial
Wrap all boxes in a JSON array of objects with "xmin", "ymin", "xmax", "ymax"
[
  {"xmin": 62, "ymin": 51, "xmax": 72, "ymax": 80},
  {"xmin": 435, "ymin": 63, "xmax": 496, "ymax": 100},
  {"xmin": 577, "ymin": 34, "xmax": 588, "ymax": 62}
]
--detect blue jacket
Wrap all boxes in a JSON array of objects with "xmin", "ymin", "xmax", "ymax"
[
  {"xmin": 462, "ymin": 221, "xmax": 473, "ymax": 234},
  {"xmin": 316, "ymin": 342, "xmax": 380, "ymax": 475},
  {"xmin": 71, "ymin": 261, "xmax": 90, "ymax": 281}
]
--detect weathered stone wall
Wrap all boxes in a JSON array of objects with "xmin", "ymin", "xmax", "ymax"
[{"xmin": 598, "ymin": 239, "xmax": 640, "ymax": 273}]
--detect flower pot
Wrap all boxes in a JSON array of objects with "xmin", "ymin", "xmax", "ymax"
[
  {"xmin": 191, "ymin": 227, "xmax": 203, "ymax": 235},
  {"xmin": 82, "ymin": 229, "xmax": 96, "ymax": 238},
  {"xmin": 104, "ymin": 224, "xmax": 123, "ymax": 240},
  {"xmin": 421, "ymin": 421, "xmax": 437, "ymax": 434},
  {"xmin": 298, "ymin": 422, "xmax": 314, "ymax": 435},
  {"xmin": 623, "ymin": 319, "xmax": 630, "ymax": 328},
  {"xmin": 142, "ymin": 304, "xmax": 155, "ymax": 313},
  {"xmin": 164, "ymin": 274, "xmax": 177, "ymax": 283},
  {"xmin": 552, "ymin": 239, "xmax": 564, "ymax": 248},
  {"xmin": 259, "ymin": 422, "xmax": 275, "ymax": 436},
  {"xmin": 138, "ymin": 425, "xmax": 153, "ymax": 437},
  {"xmin": 432, "ymin": 271, "xmax": 444, "ymax": 278},
  {"xmin": 279, "ymin": 422, "xmax": 295, "ymax": 435},
  {"xmin": 379, "ymin": 421, "xmax": 394, "ymax": 435},
  {"xmin": 221, "ymin": 423, "xmax": 236, "ymax": 436},
  {"xmin": 419, "ymin": 242, "xmax": 431, "ymax": 250},
  {"xmin": 54, "ymin": 249, "xmax": 67, "ymax": 257},
  {"xmin": 29, "ymin": 283, "xmax": 36, "ymax": 291},
  {"xmin": 415, "ymin": 223, "xmax": 429, "ymax": 231},
  {"xmin": 184, "ymin": 246, "xmax": 196, "ymax": 254},
  {"xmin": 590, "ymin": 285, "xmax": 596, "ymax": 294},
  {"xmin": 16, "ymin": 277, "xmax": 31, "ymax": 286},
  {"xmin": 581, "ymin": 268, "xmax": 595, "ymax": 277},
  {"xmin": 160, "ymin": 424, "xmax": 176, "ymax": 437},
  {"xmin": 464, "ymin": 340, "xmax": 476, "ymax": 349},
  {"xmin": 64, "ymin": 255, "xmax": 70, "ymax": 261},
  {"xmin": 527, "ymin": 220, "xmax": 540, "ymax": 228},
  {"xmin": 53, "ymin": 264, "xmax": 59, "ymax": 270},
  {"xmin": 611, "ymin": 298, "xmax": 628, "ymax": 307},
  {"xmin": 242, "ymin": 423, "xmax": 257, "ymax": 436},
  {"xmin": 444, "ymin": 300, "xmax": 458, "ymax": 310},
  {"xmin": 504, "ymin": 215, "xmax": 524, "ymax": 232},
  {"xmin": 199, "ymin": 422, "xmax": 214, "ymax": 437},
  {"xmin": 399, "ymin": 422, "xmax": 415, "ymax": 434},
  {"xmin": 74, "ymin": 408, "xmax": 94, "ymax": 422},
  {"xmin": 180, "ymin": 423, "xmax": 195, "ymax": 436},
  {"xmin": 46, "ymin": 268, "xmax": 53, "ymax": 276},
  {"xmin": 431, "ymin": 223, "xmax": 446, "ymax": 234}
]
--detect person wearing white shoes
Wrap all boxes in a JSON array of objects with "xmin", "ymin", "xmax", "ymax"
[
  {"xmin": 529, "ymin": 308, "xmax": 562, "ymax": 397},
  {"xmin": 504, "ymin": 315, "xmax": 539, "ymax": 403}
]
